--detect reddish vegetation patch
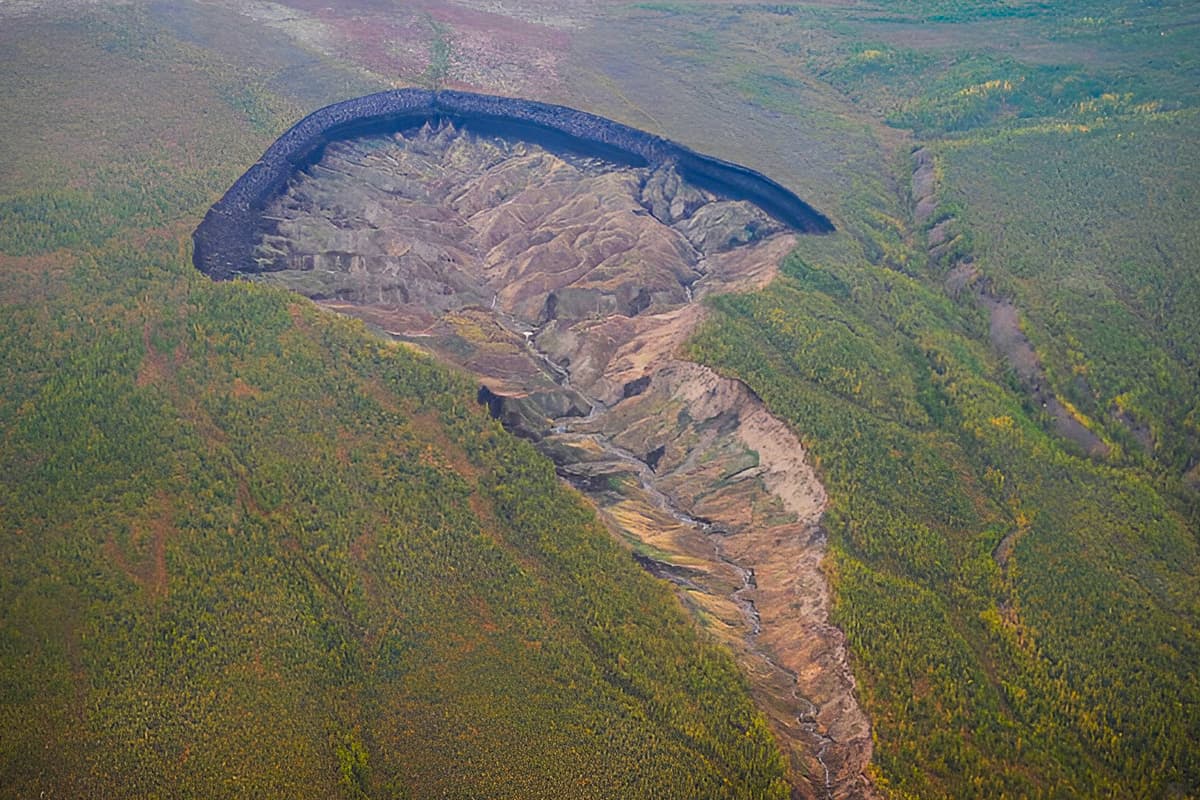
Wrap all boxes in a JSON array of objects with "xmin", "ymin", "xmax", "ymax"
[
  {"xmin": 467, "ymin": 594, "xmax": 498, "ymax": 633},
  {"xmin": 181, "ymin": 388, "xmax": 230, "ymax": 450},
  {"xmin": 410, "ymin": 410, "xmax": 478, "ymax": 479},
  {"xmin": 132, "ymin": 322, "xmax": 235, "ymax": 453},
  {"xmin": 335, "ymin": 440, "xmax": 353, "ymax": 468},
  {"xmin": 423, "ymin": 1, "xmax": 570, "ymax": 56},
  {"xmin": 277, "ymin": 0, "xmax": 569, "ymax": 93},
  {"xmin": 237, "ymin": 476, "xmax": 264, "ymax": 519},
  {"xmin": 358, "ymin": 375, "xmax": 407, "ymax": 416},
  {"xmin": 136, "ymin": 322, "xmax": 172, "ymax": 388},
  {"xmin": 348, "ymin": 518, "xmax": 385, "ymax": 630},
  {"xmin": 349, "ymin": 525, "xmax": 376, "ymax": 564},
  {"xmin": 104, "ymin": 492, "xmax": 176, "ymax": 598},
  {"xmin": 229, "ymin": 377, "xmax": 260, "ymax": 399},
  {"xmin": 279, "ymin": 0, "xmax": 395, "ymax": 10},
  {"xmin": 0, "ymin": 251, "xmax": 75, "ymax": 305},
  {"xmin": 324, "ymin": 11, "xmax": 430, "ymax": 78}
]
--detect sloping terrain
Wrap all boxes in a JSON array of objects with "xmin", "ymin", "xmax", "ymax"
[
  {"xmin": 231, "ymin": 123, "xmax": 873, "ymax": 798},
  {"xmin": 1, "ymin": 1, "xmax": 1198, "ymax": 798},
  {"xmin": 0, "ymin": 236, "xmax": 791, "ymax": 800}
]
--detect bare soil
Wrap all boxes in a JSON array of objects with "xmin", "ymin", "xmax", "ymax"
[{"xmin": 251, "ymin": 123, "xmax": 879, "ymax": 799}]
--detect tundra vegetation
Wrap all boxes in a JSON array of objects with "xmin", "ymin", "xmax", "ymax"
[{"xmin": 1, "ymin": 1, "xmax": 1198, "ymax": 799}]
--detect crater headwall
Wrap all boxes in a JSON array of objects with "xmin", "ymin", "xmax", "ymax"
[{"xmin": 192, "ymin": 89, "xmax": 834, "ymax": 279}]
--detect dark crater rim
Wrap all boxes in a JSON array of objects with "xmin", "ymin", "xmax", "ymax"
[{"xmin": 192, "ymin": 88, "xmax": 835, "ymax": 280}]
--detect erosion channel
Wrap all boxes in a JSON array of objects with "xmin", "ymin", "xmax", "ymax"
[{"xmin": 196, "ymin": 98, "xmax": 876, "ymax": 800}]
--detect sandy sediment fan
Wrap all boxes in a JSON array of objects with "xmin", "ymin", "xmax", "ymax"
[{"xmin": 193, "ymin": 89, "xmax": 834, "ymax": 279}]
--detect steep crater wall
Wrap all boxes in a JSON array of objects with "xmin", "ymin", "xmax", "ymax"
[{"xmin": 193, "ymin": 89, "xmax": 833, "ymax": 280}]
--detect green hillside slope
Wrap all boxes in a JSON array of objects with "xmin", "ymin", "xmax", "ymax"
[
  {"xmin": 689, "ymin": 245, "xmax": 1198, "ymax": 798},
  {"xmin": 0, "ymin": 250, "xmax": 787, "ymax": 798}
]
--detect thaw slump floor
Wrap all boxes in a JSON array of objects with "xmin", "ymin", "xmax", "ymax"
[{"xmin": 242, "ymin": 121, "xmax": 877, "ymax": 800}]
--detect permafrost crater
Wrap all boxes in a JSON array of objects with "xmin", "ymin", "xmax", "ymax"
[{"xmin": 194, "ymin": 90, "xmax": 877, "ymax": 800}]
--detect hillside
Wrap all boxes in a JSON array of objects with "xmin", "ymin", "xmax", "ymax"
[
  {"xmin": 1, "ymin": 1, "xmax": 1198, "ymax": 799},
  {"xmin": 0, "ymin": 247, "xmax": 790, "ymax": 798}
]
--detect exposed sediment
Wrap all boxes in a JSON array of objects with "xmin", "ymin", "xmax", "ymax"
[
  {"xmin": 193, "ymin": 89, "xmax": 833, "ymax": 281},
  {"xmin": 193, "ymin": 112, "xmax": 873, "ymax": 798}
]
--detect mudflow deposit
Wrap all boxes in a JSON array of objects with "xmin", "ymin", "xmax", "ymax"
[{"xmin": 196, "ymin": 92, "xmax": 876, "ymax": 800}]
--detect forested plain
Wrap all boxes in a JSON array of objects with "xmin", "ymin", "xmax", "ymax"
[{"xmin": 2, "ymin": 1, "xmax": 1199, "ymax": 799}]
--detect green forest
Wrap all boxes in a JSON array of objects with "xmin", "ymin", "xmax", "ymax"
[
  {"xmin": 676, "ymin": 1, "xmax": 1200, "ymax": 795},
  {"xmin": 2, "ymin": 1, "xmax": 1198, "ymax": 798}
]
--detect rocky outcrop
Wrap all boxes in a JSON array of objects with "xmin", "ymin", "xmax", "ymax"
[{"xmin": 193, "ymin": 89, "xmax": 833, "ymax": 281}]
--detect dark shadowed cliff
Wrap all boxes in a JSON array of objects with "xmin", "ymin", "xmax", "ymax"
[{"xmin": 192, "ymin": 89, "xmax": 833, "ymax": 280}]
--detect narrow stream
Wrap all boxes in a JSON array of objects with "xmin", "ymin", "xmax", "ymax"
[{"xmin": 514, "ymin": 322, "xmax": 837, "ymax": 798}]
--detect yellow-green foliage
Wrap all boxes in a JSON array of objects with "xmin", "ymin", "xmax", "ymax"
[
  {"xmin": 659, "ymin": 4, "xmax": 1200, "ymax": 793},
  {"xmin": 687, "ymin": 242, "xmax": 1199, "ymax": 799},
  {"xmin": 936, "ymin": 118, "xmax": 1200, "ymax": 469},
  {"xmin": 0, "ymin": 242, "xmax": 788, "ymax": 799}
]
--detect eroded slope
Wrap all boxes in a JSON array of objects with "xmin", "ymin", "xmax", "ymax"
[{"xmin": 237, "ymin": 123, "xmax": 876, "ymax": 799}]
